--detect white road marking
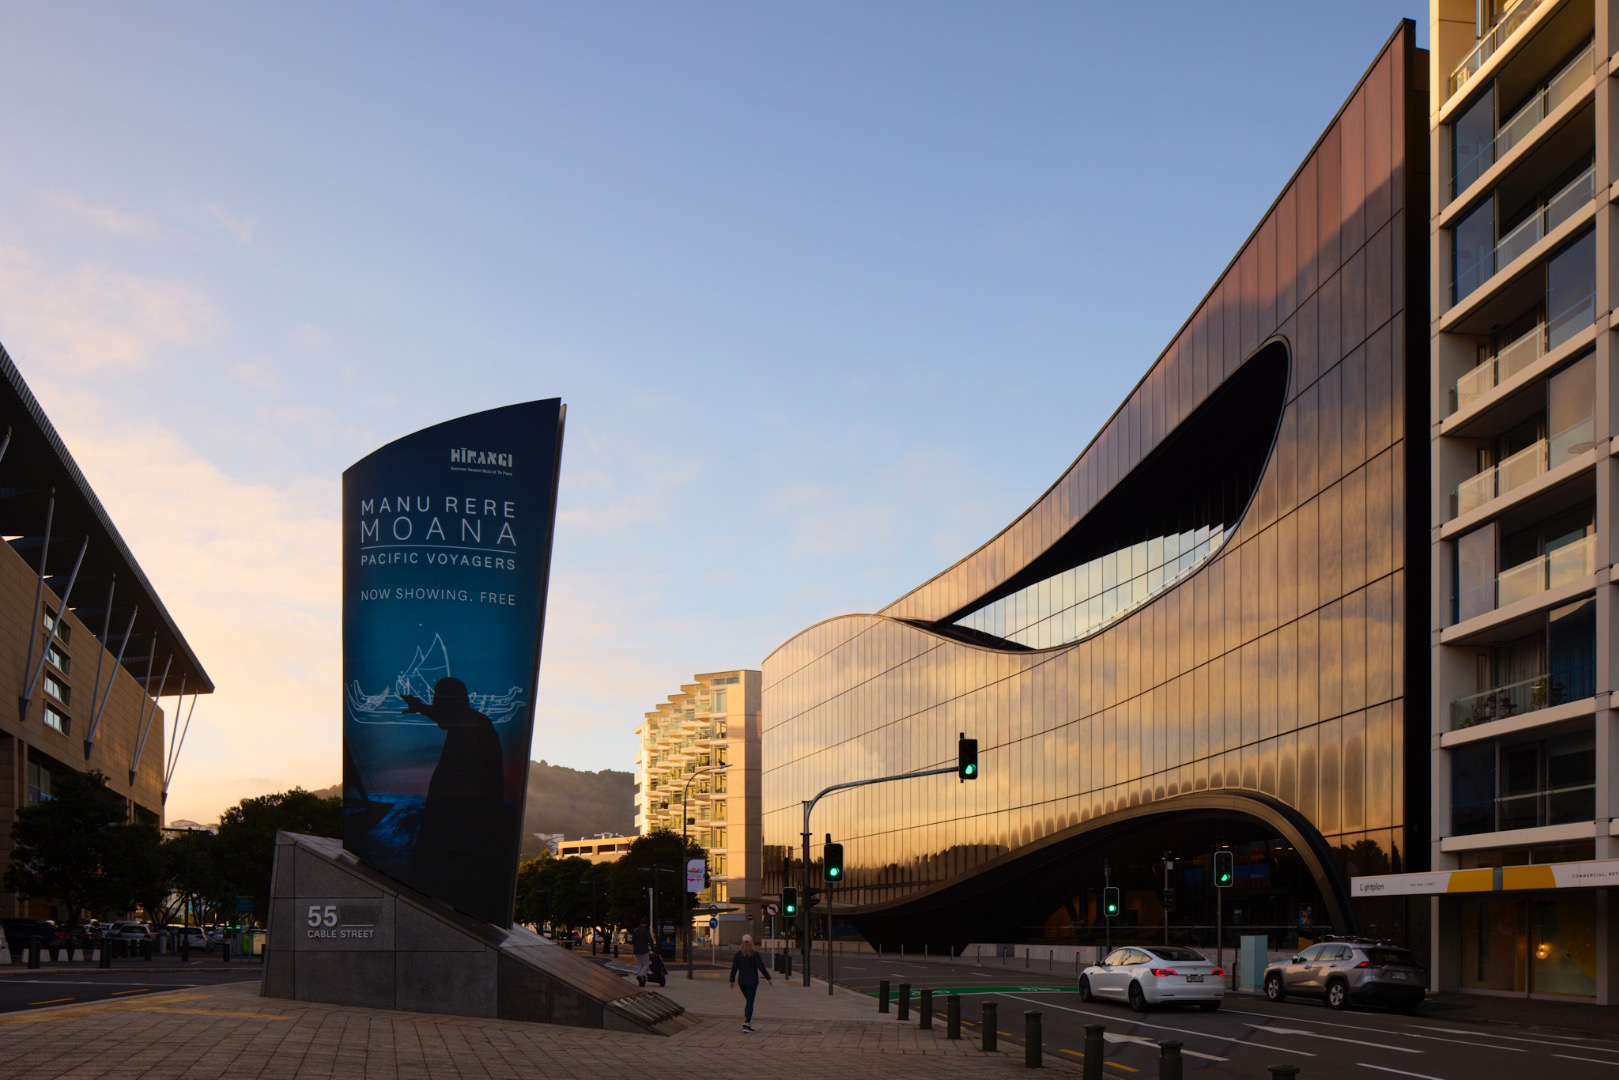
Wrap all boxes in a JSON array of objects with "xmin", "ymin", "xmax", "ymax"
[
  {"xmin": 997, "ymin": 994, "xmax": 1283, "ymax": 1056},
  {"xmin": 1416, "ymin": 1026, "xmax": 1619, "ymax": 1053},
  {"xmin": 1555, "ymin": 1055, "xmax": 1619, "ymax": 1067},
  {"xmin": 1102, "ymin": 1031, "xmax": 1228, "ymax": 1061},
  {"xmin": 1357, "ymin": 1065, "xmax": 1445, "ymax": 1079},
  {"xmin": 1249, "ymin": 1024, "xmax": 1421, "ymax": 1054}
]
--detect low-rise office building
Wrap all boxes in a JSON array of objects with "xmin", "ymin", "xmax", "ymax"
[{"xmin": 0, "ymin": 341, "xmax": 212, "ymax": 917}]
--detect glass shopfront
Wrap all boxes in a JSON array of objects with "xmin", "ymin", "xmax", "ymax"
[{"xmin": 1460, "ymin": 892, "xmax": 1597, "ymax": 997}]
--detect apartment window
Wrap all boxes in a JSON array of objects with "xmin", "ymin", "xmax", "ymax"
[
  {"xmin": 43, "ymin": 704, "xmax": 69, "ymax": 734},
  {"xmin": 711, "ymin": 827, "xmax": 727, "ymax": 849},
  {"xmin": 1453, "ymin": 196, "xmax": 1495, "ymax": 303},
  {"xmin": 1548, "ymin": 352, "xmax": 1597, "ymax": 463},
  {"xmin": 42, "ymin": 672, "xmax": 70, "ymax": 706},
  {"xmin": 45, "ymin": 640, "xmax": 69, "ymax": 674},
  {"xmin": 712, "ymin": 689, "xmax": 727, "ymax": 712},
  {"xmin": 1453, "ymin": 730, "xmax": 1596, "ymax": 835},
  {"xmin": 1453, "ymin": 84, "xmax": 1495, "ymax": 195},
  {"xmin": 1547, "ymin": 229, "xmax": 1596, "ymax": 349}
]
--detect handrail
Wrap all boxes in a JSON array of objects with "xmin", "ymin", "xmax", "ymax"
[
  {"xmin": 1451, "ymin": 321, "xmax": 1545, "ymax": 414},
  {"xmin": 1455, "ymin": 163, "xmax": 1594, "ymax": 303},
  {"xmin": 1450, "ymin": 0, "xmax": 1546, "ymax": 97},
  {"xmin": 1451, "ymin": 661, "xmax": 1595, "ymax": 728}
]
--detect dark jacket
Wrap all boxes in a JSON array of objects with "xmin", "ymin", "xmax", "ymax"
[
  {"xmin": 730, "ymin": 948, "xmax": 771, "ymax": 988},
  {"xmin": 631, "ymin": 926, "xmax": 652, "ymax": 956}
]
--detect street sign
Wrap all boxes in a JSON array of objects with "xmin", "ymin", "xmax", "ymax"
[
  {"xmin": 765, "ymin": 901, "xmax": 779, "ymax": 916},
  {"xmin": 708, "ymin": 917, "xmax": 718, "ymax": 929},
  {"xmin": 708, "ymin": 903, "xmax": 719, "ymax": 914},
  {"xmin": 686, "ymin": 858, "xmax": 706, "ymax": 891},
  {"xmin": 235, "ymin": 896, "xmax": 254, "ymax": 914}
]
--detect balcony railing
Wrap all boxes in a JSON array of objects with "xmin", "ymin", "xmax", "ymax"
[
  {"xmin": 1453, "ymin": 41, "xmax": 1595, "ymax": 199},
  {"xmin": 1450, "ymin": 0, "xmax": 1547, "ymax": 97},
  {"xmin": 1455, "ymin": 164, "xmax": 1595, "ymax": 303},
  {"xmin": 1458, "ymin": 533, "xmax": 1596, "ymax": 618},
  {"xmin": 1452, "ymin": 322, "xmax": 1545, "ymax": 414},
  {"xmin": 1455, "ymin": 780, "xmax": 1595, "ymax": 834},
  {"xmin": 1453, "ymin": 438, "xmax": 1546, "ymax": 519},
  {"xmin": 1450, "ymin": 661, "xmax": 1596, "ymax": 728}
]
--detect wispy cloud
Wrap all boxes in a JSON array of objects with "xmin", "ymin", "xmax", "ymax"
[
  {"xmin": 205, "ymin": 203, "xmax": 257, "ymax": 247},
  {"xmin": 39, "ymin": 191, "xmax": 160, "ymax": 241},
  {"xmin": 0, "ymin": 244, "xmax": 220, "ymax": 372}
]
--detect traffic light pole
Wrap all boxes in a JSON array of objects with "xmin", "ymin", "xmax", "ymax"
[{"xmin": 800, "ymin": 762, "xmax": 960, "ymax": 990}]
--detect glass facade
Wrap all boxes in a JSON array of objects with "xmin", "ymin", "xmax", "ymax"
[{"xmin": 762, "ymin": 27, "xmax": 1428, "ymax": 948}]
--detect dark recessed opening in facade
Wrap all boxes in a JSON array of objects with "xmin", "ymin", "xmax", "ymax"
[{"xmin": 929, "ymin": 339, "xmax": 1290, "ymax": 649}]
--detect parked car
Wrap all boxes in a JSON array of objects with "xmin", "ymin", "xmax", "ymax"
[
  {"xmin": 1079, "ymin": 945, "xmax": 1225, "ymax": 1012},
  {"xmin": 1262, "ymin": 937, "xmax": 1426, "ymax": 1012},
  {"xmin": 165, "ymin": 924, "xmax": 210, "ymax": 952},
  {"xmin": 1, "ymin": 918, "xmax": 68, "ymax": 957},
  {"xmin": 103, "ymin": 921, "xmax": 156, "ymax": 944}
]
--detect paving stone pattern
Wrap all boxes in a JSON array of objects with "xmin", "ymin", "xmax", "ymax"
[{"xmin": 0, "ymin": 972, "xmax": 1071, "ymax": 1079}]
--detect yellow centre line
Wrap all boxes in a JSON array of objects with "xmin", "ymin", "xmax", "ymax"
[
  {"xmin": 28, "ymin": 998, "xmax": 73, "ymax": 1006},
  {"xmin": 1056, "ymin": 1048, "xmax": 1139, "ymax": 1073},
  {"xmin": 111, "ymin": 989, "xmax": 150, "ymax": 996}
]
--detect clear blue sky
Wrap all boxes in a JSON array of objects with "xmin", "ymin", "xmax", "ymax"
[{"xmin": 0, "ymin": 3, "xmax": 1426, "ymax": 823}]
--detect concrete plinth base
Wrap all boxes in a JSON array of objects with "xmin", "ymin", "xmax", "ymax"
[{"xmin": 263, "ymin": 832, "xmax": 691, "ymax": 1035}]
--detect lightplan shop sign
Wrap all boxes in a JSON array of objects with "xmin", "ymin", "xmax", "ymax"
[{"xmin": 340, "ymin": 400, "xmax": 564, "ymax": 926}]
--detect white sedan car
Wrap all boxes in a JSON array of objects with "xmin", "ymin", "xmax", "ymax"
[{"xmin": 1079, "ymin": 946, "xmax": 1225, "ymax": 1012}]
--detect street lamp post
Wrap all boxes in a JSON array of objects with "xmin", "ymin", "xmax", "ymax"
[
  {"xmin": 681, "ymin": 761, "xmax": 728, "ymax": 980},
  {"xmin": 160, "ymin": 825, "xmax": 205, "ymax": 962}
]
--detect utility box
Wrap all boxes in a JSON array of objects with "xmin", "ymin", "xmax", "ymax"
[{"xmin": 1238, "ymin": 935, "xmax": 1267, "ymax": 992}]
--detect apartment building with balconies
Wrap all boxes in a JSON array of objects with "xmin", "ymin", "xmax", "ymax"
[
  {"xmin": 1430, "ymin": 0, "xmax": 1615, "ymax": 1001},
  {"xmin": 633, "ymin": 670, "xmax": 761, "ymax": 929}
]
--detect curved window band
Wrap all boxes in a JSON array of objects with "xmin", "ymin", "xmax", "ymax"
[{"xmin": 944, "ymin": 340, "xmax": 1290, "ymax": 650}]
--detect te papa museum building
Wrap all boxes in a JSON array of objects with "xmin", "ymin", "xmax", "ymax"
[{"xmin": 765, "ymin": 18, "xmax": 1619, "ymax": 1004}]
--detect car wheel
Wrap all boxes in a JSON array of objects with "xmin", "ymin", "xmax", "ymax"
[
  {"xmin": 1326, "ymin": 979, "xmax": 1349, "ymax": 1010},
  {"xmin": 1264, "ymin": 973, "xmax": 1286, "ymax": 1003},
  {"xmin": 1198, "ymin": 999, "xmax": 1220, "ymax": 1012},
  {"xmin": 1078, "ymin": 976, "xmax": 1094, "ymax": 1003},
  {"xmin": 1128, "ymin": 982, "xmax": 1148, "ymax": 1013}
]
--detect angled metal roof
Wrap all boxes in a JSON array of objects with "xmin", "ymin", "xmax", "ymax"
[{"xmin": 0, "ymin": 340, "xmax": 213, "ymax": 695}]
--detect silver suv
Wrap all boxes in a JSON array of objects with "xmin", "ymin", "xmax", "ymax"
[{"xmin": 1262, "ymin": 938, "xmax": 1425, "ymax": 1012}]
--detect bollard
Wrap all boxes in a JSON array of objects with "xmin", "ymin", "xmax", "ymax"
[
  {"xmin": 1024, "ymin": 1011, "xmax": 1042, "ymax": 1068},
  {"xmin": 878, "ymin": 979, "xmax": 891, "ymax": 1013},
  {"xmin": 982, "ymin": 1002, "xmax": 998, "ymax": 1052},
  {"xmin": 897, "ymin": 982, "xmax": 911, "ymax": 1021},
  {"xmin": 27, "ymin": 936, "xmax": 40, "ymax": 970},
  {"xmin": 222, "ymin": 938, "xmax": 231, "ymax": 963},
  {"xmin": 99, "ymin": 942, "xmax": 111, "ymax": 968},
  {"xmin": 142, "ymin": 939, "xmax": 152, "ymax": 961},
  {"xmin": 947, "ymin": 994, "xmax": 961, "ymax": 1039},
  {"xmin": 976, "ymin": 944, "xmax": 982, "ymax": 966},
  {"xmin": 1268, "ymin": 1068, "xmax": 1301, "ymax": 1079},
  {"xmin": 1083, "ymin": 1025, "xmax": 1104, "ymax": 1080},
  {"xmin": 1158, "ymin": 1040, "xmax": 1183, "ymax": 1080},
  {"xmin": 919, "ymin": 988, "xmax": 933, "ymax": 1030},
  {"xmin": 1025, "ymin": 947, "xmax": 1030, "ymax": 968},
  {"xmin": 784, "ymin": 951, "xmax": 792, "ymax": 978}
]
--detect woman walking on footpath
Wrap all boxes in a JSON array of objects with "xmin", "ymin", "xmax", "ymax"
[{"xmin": 728, "ymin": 934, "xmax": 772, "ymax": 1032}]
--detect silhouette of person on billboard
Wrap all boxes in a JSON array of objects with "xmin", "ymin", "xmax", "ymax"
[{"xmin": 401, "ymin": 677, "xmax": 506, "ymax": 917}]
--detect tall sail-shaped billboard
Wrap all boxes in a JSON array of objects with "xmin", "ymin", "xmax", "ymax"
[{"xmin": 341, "ymin": 400, "xmax": 564, "ymax": 926}]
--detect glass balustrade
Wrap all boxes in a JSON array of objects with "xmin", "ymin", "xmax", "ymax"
[
  {"xmin": 1452, "ymin": 439, "xmax": 1546, "ymax": 520},
  {"xmin": 1493, "ymin": 534, "xmax": 1596, "ymax": 609},
  {"xmin": 1455, "ymin": 42, "xmax": 1594, "ymax": 200},
  {"xmin": 1454, "ymin": 165, "xmax": 1594, "ymax": 304},
  {"xmin": 1452, "ymin": 323, "xmax": 1545, "ymax": 413},
  {"xmin": 1451, "ymin": 660, "xmax": 1596, "ymax": 728},
  {"xmin": 1451, "ymin": 0, "xmax": 1546, "ymax": 97}
]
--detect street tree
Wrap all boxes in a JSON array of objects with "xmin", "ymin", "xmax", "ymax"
[
  {"xmin": 605, "ymin": 828, "xmax": 705, "ymax": 932},
  {"xmin": 4, "ymin": 769, "xmax": 132, "ymax": 924},
  {"xmin": 212, "ymin": 788, "xmax": 340, "ymax": 919}
]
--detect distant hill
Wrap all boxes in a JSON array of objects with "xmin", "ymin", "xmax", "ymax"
[{"xmin": 307, "ymin": 760, "xmax": 635, "ymax": 839}]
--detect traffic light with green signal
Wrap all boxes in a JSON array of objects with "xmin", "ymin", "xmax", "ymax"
[
  {"xmin": 824, "ymin": 841, "xmax": 844, "ymax": 882},
  {"xmin": 1103, "ymin": 886, "xmax": 1120, "ymax": 918},
  {"xmin": 1214, "ymin": 849, "xmax": 1234, "ymax": 888},
  {"xmin": 782, "ymin": 886, "xmax": 799, "ymax": 917},
  {"xmin": 958, "ymin": 732, "xmax": 978, "ymax": 781}
]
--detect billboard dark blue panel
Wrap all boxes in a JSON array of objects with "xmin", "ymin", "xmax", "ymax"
[{"xmin": 341, "ymin": 399, "xmax": 564, "ymax": 926}]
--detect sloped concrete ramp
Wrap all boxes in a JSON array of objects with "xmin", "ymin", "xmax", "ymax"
[{"xmin": 263, "ymin": 831, "xmax": 692, "ymax": 1035}]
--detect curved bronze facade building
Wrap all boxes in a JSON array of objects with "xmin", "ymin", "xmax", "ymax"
[{"xmin": 762, "ymin": 22, "xmax": 1430, "ymax": 949}]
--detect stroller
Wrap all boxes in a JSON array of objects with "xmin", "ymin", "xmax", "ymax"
[{"xmin": 647, "ymin": 949, "xmax": 668, "ymax": 987}]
